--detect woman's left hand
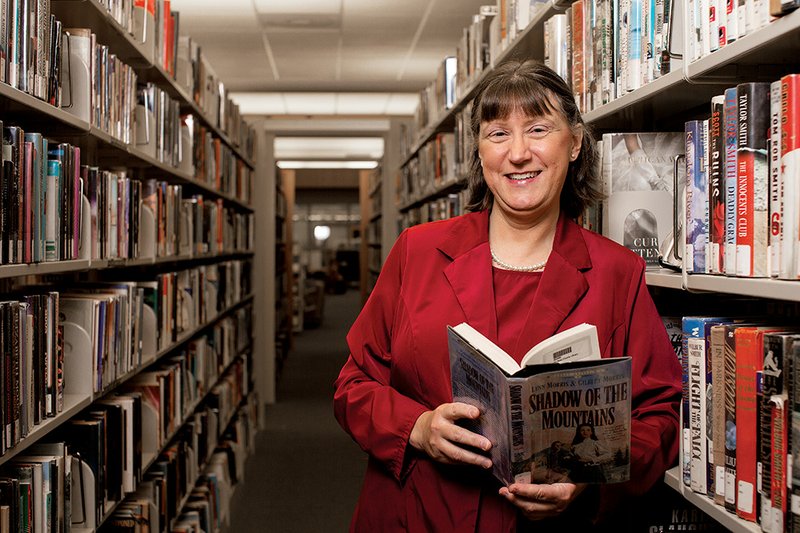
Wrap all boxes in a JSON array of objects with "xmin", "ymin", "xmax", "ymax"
[{"xmin": 499, "ymin": 482, "xmax": 587, "ymax": 521}]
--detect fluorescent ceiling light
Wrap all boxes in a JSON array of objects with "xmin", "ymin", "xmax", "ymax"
[
  {"xmin": 274, "ymin": 137, "xmax": 384, "ymax": 159},
  {"xmin": 230, "ymin": 92, "xmax": 417, "ymax": 116},
  {"xmin": 277, "ymin": 161, "xmax": 379, "ymax": 169}
]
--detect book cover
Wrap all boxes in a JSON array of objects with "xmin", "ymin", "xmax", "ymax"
[
  {"xmin": 736, "ymin": 82, "xmax": 770, "ymax": 277},
  {"xmin": 602, "ymin": 132, "xmax": 684, "ymax": 267},
  {"xmin": 448, "ymin": 322, "xmax": 631, "ymax": 486}
]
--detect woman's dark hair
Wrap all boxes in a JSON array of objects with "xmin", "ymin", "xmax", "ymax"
[
  {"xmin": 465, "ymin": 60, "xmax": 602, "ymax": 218},
  {"xmin": 572, "ymin": 423, "xmax": 599, "ymax": 444}
]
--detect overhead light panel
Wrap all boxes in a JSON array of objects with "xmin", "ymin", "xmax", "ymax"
[{"xmin": 277, "ymin": 161, "xmax": 379, "ymax": 169}]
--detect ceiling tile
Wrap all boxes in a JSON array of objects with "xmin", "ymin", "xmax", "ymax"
[
  {"xmin": 335, "ymin": 93, "xmax": 389, "ymax": 114},
  {"xmin": 254, "ymin": 0, "xmax": 342, "ymax": 14}
]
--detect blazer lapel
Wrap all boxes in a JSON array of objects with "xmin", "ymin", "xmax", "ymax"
[
  {"xmin": 439, "ymin": 211, "xmax": 498, "ymax": 341},
  {"xmin": 512, "ymin": 215, "xmax": 592, "ymax": 356}
]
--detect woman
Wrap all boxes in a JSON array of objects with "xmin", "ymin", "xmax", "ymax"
[
  {"xmin": 571, "ymin": 423, "xmax": 613, "ymax": 483},
  {"xmin": 334, "ymin": 60, "xmax": 681, "ymax": 531}
]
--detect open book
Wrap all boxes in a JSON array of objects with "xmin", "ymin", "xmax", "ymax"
[{"xmin": 448, "ymin": 322, "xmax": 631, "ymax": 486}]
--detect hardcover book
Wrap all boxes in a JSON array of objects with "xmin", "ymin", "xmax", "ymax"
[
  {"xmin": 735, "ymin": 82, "xmax": 770, "ymax": 277},
  {"xmin": 601, "ymin": 132, "xmax": 684, "ymax": 267},
  {"xmin": 448, "ymin": 322, "xmax": 631, "ymax": 486}
]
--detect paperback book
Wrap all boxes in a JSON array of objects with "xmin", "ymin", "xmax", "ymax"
[{"xmin": 448, "ymin": 322, "xmax": 631, "ymax": 486}]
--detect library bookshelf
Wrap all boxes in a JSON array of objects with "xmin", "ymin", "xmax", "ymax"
[{"xmin": 0, "ymin": 0, "xmax": 263, "ymax": 531}]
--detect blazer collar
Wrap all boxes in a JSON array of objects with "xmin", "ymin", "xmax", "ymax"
[{"xmin": 440, "ymin": 211, "xmax": 593, "ymax": 353}]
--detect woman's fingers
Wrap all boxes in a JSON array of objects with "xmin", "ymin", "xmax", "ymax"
[
  {"xmin": 499, "ymin": 482, "xmax": 587, "ymax": 520},
  {"xmin": 409, "ymin": 403, "xmax": 493, "ymax": 467}
]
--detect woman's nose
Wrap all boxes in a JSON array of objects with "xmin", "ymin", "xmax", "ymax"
[{"xmin": 507, "ymin": 134, "xmax": 532, "ymax": 164}]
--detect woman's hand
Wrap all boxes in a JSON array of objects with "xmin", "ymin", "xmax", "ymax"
[
  {"xmin": 408, "ymin": 403, "xmax": 493, "ymax": 469},
  {"xmin": 499, "ymin": 482, "xmax": 587, "ymax": 521}
]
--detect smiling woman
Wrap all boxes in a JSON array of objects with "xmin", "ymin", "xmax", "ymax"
[{"xmin": 334, "ymin": 59, "xmax": 682, "ymax": 532}]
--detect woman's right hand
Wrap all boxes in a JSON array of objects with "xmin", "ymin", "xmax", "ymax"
[{"xmin": 408, "ymin": 402, "xmax": 493, "ymax": 469}]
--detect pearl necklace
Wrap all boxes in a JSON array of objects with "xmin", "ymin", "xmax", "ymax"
[{"xmin": 490, "ymin": 248, "xmax": 547, "ymax": 272}]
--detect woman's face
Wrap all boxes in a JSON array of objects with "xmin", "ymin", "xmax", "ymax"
[
  {"xmin": 580, "ymin": 425, "xmax": 592, "ymax": 439},
  {"xmin": 478, "ymin": 103, "xmax": 581, "ymax": 222}
]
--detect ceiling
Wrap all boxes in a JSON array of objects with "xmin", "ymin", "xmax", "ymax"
[{"xmin": 168, "ymin": 0, "xmax": 490, "ymax": 117}]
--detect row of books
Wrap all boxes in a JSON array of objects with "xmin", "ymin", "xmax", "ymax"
[
  {"xmin": 102, "ymin": 358, "xmax": 250, "ymax": 532},
  {"xmin": 132, "ymin": 82, "xmax": 182, "ymax": 169},
  {"xmin": 103, "ymin": 395, "xmax": 259, "ymax": 533},
  {"xmin": 88, "ymin": 175, "xmax": 254, "ymax": 262},
  {"xmin": 142, "ymin": 260, "xmax": 252, "ymax": 353},
  {"xmin": 0, "ymin": 1, "xmax": 255, "ymax": 181},
  {"xmin": 671, "ymin": 315, "xmax": 800, "ymax": 531},
  {"xmin": 682, "ymin": 74, "xmax": 800, "ymax": 279},
  {"xmin": 399, "ymin": 133, "xmax": 458, "ymax": 207},
  {"xmin": 191, "ymin": 117, "xmax": 254, "ymax": 204},
  {"xmin": 0, "ymin": 354, "xmax": 254, "ymax": 533},
  {"xmin": 0, "ymin": 0, "xmax": 65, "ymax": 104},
  {"xmin": 542, "ymin": 0, "xmax": 800, "ymax": 116},
  {"xmin": 26, "ymin": 347, "xmax": 251, "ymax": 532},
  {"xmin": 0, "ymin": 293, "xmax": 62, "ymax": 457},
  {"xmin": 397, "ymin": 190, "xmax": 468, "ymax": 233},
  {"xmin": 0, "ymin": 123, "xmax": 254, "ymax": 266},
  {"xmin": 62, "ymin": 260, "xmax": 249, "ymax": 390},
  {"xmin": 1, "ymin": 125, "xmax": 80, "ymax": 265},
  {"xmin": 62, "ymin": 27, "xmax": 137, "ymax": 144},
  {"xmin": 77, "ymin": 0, "xmax": 257, "ymax": 158}
]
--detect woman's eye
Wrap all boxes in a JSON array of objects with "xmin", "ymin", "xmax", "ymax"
[
  {"xmin": 488, "ymin": 130, "xmax": 507, "ymax": 139},
  {"xmin": 530, "ymin": 126, "xmax": 550, "ymax": 137}
]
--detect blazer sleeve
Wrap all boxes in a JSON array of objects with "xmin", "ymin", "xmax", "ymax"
[
  {"xmin": 599, "ymin": 261, "xmax": 682, "ymax": 518},
  {"xmin": 333, "ymin": 230, "xmax": 429, "ymax": 482}
]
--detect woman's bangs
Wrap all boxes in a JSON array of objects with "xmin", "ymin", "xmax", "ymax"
[{"xmin": 478, "ymin": 77, "xmax": 559, "ymax": 123}]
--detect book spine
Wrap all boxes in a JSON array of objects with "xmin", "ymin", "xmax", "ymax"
[
  {"xmin": 735, "ymin": 327, "xmax": 763, "ymax": 522},
  {"xmin": 725, "ymin": 87, "xmax": 739, "ymax": 274},
  {"xmin": 711, "ymin": 324, "xmax": 728, "ymax": 505},
  {"xmin": 761, "ymin": 334, "xmax": 788, "ymax": 529},
  {"xmin": 618, "ymin": 0, "xmax": 629, "ymax": 93},
  {"xmin": 736, "ymin": 82, "xmax": 770, "ymax": 278},
  {"xmin": 685, "ymin": 120, "xmax": 707, "ymax": 273},
  {"xmin": 688, "ymin": 333, "xmax": 707, "ymax": 494},
  {"xmin": 23, "ymin": 141, "xmax": 31, "ymax": 264},
  {"xmin": 770, "ymin": 80, "xmax": 783, "ymax": 278},
  {"xmin": 710, "ymin": 95, "xmax": 725, "ymax": 274},
  {"xmin": 781, "ymin": 74, "xmax": 800, "ymax": 280},
  {"xmin": 572, "ymin": 0, "xmax": 584, "ymax": 111},
  {"xmin": 44, "ymin": 160, "xmax": 58, "ymax": 262},
  {"xmin": 770, "ymin": 395, "xmax": 788, "ymax": 533},
  {"xmin": 790, "ymin": 339, "xmax": 800, "ymax": 529},
  {"xmin": 725, "ymin": 324, "xmax": 739, "ymax": 512}
]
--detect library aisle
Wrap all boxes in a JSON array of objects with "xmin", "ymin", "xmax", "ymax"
[{"xmin": 229, "ymin": 290, "xmax": 366, "ymax": 532}]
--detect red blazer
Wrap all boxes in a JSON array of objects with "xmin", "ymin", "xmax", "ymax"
[{"xmin": 334, "ymin": 210, "xmax": 681, "ymax": 532}]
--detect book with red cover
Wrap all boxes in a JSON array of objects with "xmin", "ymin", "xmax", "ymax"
[
  {"xmin": 734, "ymin": 326, "xmax": 785, "ymax": 522},
  {"xmin": 780, "ymin": 74, "xmax": 800, "ymax": 279},
  {"xmin": 709, "ymin": 95, "xmax": 726, "ymax": 273}
]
